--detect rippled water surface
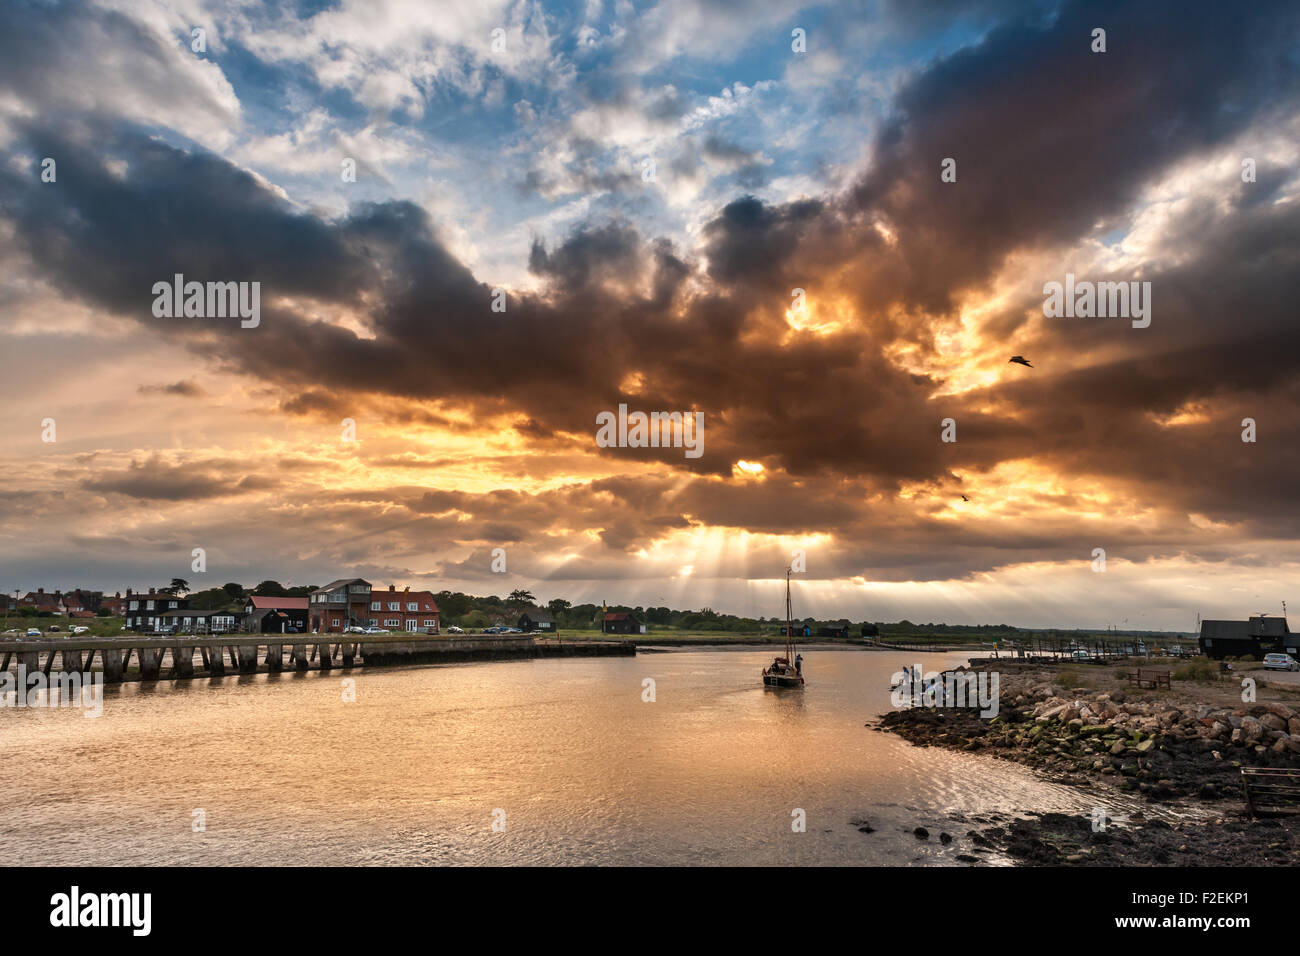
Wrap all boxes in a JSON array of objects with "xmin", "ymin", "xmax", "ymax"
[{"xmin": 1, "ymin": 648, "xmax": 1132, "ymax": 865}]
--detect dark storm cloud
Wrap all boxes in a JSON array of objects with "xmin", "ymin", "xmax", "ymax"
[
  {"xmin": 81, "ymin": 457, "xmax": 280, "ymax": 501},
  {"xmin": 849, "ymin": 0, "xmax": 1300, "ymax": 314},
  {"xmin": 139, "ymin": 380, "xmax": 206, "ymax": 397}
]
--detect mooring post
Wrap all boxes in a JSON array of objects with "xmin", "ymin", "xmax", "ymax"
[
  {"xmin": 61, "ymin": 648, "xmax": 83, "ymax": 673},
  {"xmin": 138, "ymin": 647, "xmax": 163, "ymax": 680},
  {"xmin": 318, "ymin": 643, "xmax": 333, "ymax": 670},
  {"xmin": 173, "ymin": 646, "xmax": 195, "ymax": 678},
  {"xmin": 207, "ymin": 644, "xmax": 225, "ymax": 677},
  {"xmin": 292, "ymin": 643, "xmax": 308, "ymax": 671},
  {"xmin": 101, "ymin": 649, "xmax": 124, "ymax": 683},
  {"xmin": 236, "ymin": 644, "xmax": 259, "ymax": 673},
  {"xmin": 342, "ymin": 642, "xmax": 355, "ymax": 666},
  {"xmin": 265, "ymin": 644, "xmax": 283, "ymax": 672}
]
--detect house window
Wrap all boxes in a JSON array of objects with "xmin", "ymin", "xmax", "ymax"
[
  {"xmin": 423, "ymin": 619, "xmax": 436, "ymax": 627},
  {"xmin": 128, "ymin": 601, "xmax": 138, "ymax": 611},
  {"xmin": 385, "ymin": 618, "xmax": 401, "ymax": 627},
  {"xmin": 146, "ymin": 601, "xmax": 154, "ymax": 610},
  {"xmin": 332, "ymin": 619, "xmax": 341, "ymax": 627},
  {"xmin": 406, "ymin": 621, "xmax": 419, "ymax": 632},
  {"xmin": 387, "ymin": 602, "xmax": 400, "ymax": 612},
  {"xmin": 406, "ymin": 602, "xmax": 418, "ymax": 612},
  {"xmin": 368, "ymin": 619, "xmax": 378, "ymax": 627},
  {"xmin": 371, "ymin": 602, "xmax": 381, "ymax": 611},
  {"xmin": 169, "ymin": 601, "xmax": 178, "ymax": 609}
]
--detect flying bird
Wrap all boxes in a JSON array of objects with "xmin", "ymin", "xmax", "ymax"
[
  {"xmin": 961, "ymin": 495, "xmax": 969, "ymax": 502},
  {"xmin": 1008, "ymin": 355, "xmax": 1033, "ymax": 367}
]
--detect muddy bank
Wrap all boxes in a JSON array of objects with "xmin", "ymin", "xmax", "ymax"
[{"xmin": 872, "ymin": 661, "xmax": 1300, "ymax": 865}]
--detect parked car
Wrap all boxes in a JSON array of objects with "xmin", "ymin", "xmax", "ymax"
[
  {"xmin": 26, "ymin": 628, "xmax": 41, "ymax": 637},
  {"xmin": 47, "ymin": 625, "xmax": 60, "ymax": 632},
  {"xmin": 362, "ymin": 626, "xmax": 388, "ymax": 634},
  {"xmin": 1070, "ymin": 649, "xmax": 1090, "ymax": 660},
  {"xmin": 483, "ymin": 626, "xmax": 504, "ymax": 634},
  {"xmin": 72, "ymin": 626, "xmax": 90, "ymax": 634},
  {"xmin": 344, "ymin": 625, "xmax": 366, "ymax": 634},
  {"xmin": 445, "ymin": 625, "xmax": 464, "ymax": 634},
  {"xmin": 1263, "ymin": 653, "xmax": 1300, "ymax": 671}
]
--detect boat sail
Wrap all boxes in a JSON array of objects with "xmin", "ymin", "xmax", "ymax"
[{"xmin": 762, "ymin": 568, "xmax": 805, "ymax": 688}]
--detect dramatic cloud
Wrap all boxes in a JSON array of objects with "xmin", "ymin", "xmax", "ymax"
[{"xmin": 1, "ymin": 0, "xmax": 1297, "ymax": 627}]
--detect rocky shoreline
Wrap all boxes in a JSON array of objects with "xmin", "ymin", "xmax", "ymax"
[{"xmin": 872, "ymin": 661, "xmax": 1300, "ymax": 865}]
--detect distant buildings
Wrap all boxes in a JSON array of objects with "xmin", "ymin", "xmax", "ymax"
[
  {"xmin": 603, "ymin": 611, "xmax": 643, "ymax": 635},
  {"xmin": 366, "ymin": 586, "xmax": 440, "ymax": 634},
  {"xmin": 124, "ymin": 590, "xmax": 188, "ymax": 631},
  {"xmin": 157, "ymin": 608, "xmax": 238, "ymax": 634},
  {"xmin": 243, "ymin": 596, "xmax": 310, "ymax": 634},
  {"xmin": 518, "ymin": 610, "xmax": 555, "ymax": 633},
  {"xmin": 309, "ymin": 579, "xmax": 373, "ymax": 633},
  {"xmin": 1199, "ymin": 615, "xmax": 1297, "ymax": 659},
  {"xmin": 20, "ymin": 589, "xmax": 67, "ymax": 615}
]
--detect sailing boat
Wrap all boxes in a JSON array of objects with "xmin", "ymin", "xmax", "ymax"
[{"xmin": 762, "ymin": 568, "xmax": 805, "ymax": 688}]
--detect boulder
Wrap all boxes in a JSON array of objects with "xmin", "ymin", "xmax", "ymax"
[
  {"xmin": 1261, "ymin": 713, "xmax": 1287, "ymax": 733},
  {"xmin": 1240, "ymin": 716, "xmax": 1264, "ymax": 742}
]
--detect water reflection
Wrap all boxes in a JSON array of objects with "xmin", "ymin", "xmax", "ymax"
[{"xmin": 0, "ymin": 648, "xmax": 1152, "ymax": 865}]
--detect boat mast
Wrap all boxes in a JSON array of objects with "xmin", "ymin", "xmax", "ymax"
[{"xmin": 785, "ymin": 567, "xmax": 794, "ymax": 662}]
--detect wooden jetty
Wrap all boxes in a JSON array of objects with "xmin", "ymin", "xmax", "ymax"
[{"xmin": 0, "ymin": 633, "xmax": 634, "ymax": 684}]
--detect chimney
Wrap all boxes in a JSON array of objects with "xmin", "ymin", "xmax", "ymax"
[
  {"xmin": 404, "ymin": 586, "xmax": 410, "ymax": 592},
  {"xmin": 38, "ymin": 587, "xmax": 44, "ymax": 594},
  {"xmin": 389, "ymin": 584, "xmax": 396, "ymax": 591}
]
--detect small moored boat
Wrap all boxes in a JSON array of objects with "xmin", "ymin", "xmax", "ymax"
[{"xmin": 763, "ymin": 568, "xmax": 805, "ymax": 688}]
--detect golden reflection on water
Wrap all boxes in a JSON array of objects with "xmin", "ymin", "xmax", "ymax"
[{"xmin": 0, "ymin": 649, "xmax": 1138, "ymax": 865}]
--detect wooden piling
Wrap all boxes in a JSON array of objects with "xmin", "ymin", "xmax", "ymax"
[
  {"xmin": 102, "ymin": 649, "xmax": 124, "ymax": 683},
  {"xmin": 292, "ymin": 643, "xmax": 308, "ymax": 671},
  {"xmin": 138, "ymin": 647, "xmax": 164, "ymax": 680},
  {"xmin": 207, "ymin": 644, "xmax": 225, "ymax": 677},
  {"xmin": 265, "ymin": 644, "xmax": 283, "ymax": 672},
  {"xmin": 236, "ymin": 645, "xmax": 259, "ymax": 673},
  {"xmin": 173, "ymin": 647, "xmax": 194, "ymax": 678}
]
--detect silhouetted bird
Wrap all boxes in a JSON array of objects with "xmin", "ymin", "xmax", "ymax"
[
  {"xmin": 961, "ymin": 495, "xmax": 969, "ymax": 502},
  {"xmin": 1008, "ymin": 355, "xmax": 1033, "ymax": 367}
]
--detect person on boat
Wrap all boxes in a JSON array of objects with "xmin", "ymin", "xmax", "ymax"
[{"xmin": 795, "ymin": 653, "xmax": 803, "ymax": 676}]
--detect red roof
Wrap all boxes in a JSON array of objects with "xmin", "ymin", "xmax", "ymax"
[
  {"xmin": 604, "ymin": 612, "xmax": 632, "ymax": 621},
  {"xmin": 247, "ymin": 596, "xmax": 309, "ymax": 610}
]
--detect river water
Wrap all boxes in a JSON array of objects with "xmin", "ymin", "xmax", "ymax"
[{"xmin": 0, "ymin": 647, "xmax": 1138, "ymax": 865}]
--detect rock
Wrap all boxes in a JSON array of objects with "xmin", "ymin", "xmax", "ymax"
[
  {"xmin": 1110, "ymin": 740, "xmax": 1127, "ymax": 755},
  {"xmin": 1272, "ymin": 738, "xmax": 1289, "ymax": 754},
  {"xmin": 956, "ymin": 854, "xmax": 978, "ymax": 863},
  {"xmin": 1261, "ymin": 714, "xmax": 1287, "ymax": 733},
  {"xmin": 1241, "ymin": 717, "xmax": 1264, "ymax": 742},
  {"xmin": 1137, "ymin": 739, "xmax": 1156, "ymax": 752},
  {"xmin": 1289, "ymin": 717, "xmax": 1300, "ymax": 736},
  {"xmin": 940, "ymin": 832, "xmax": 953, "ymax": 844},
  {"xmin": 913, "ymin": 827, "xmax": 929, "ymax": 839},
  {"xmin": 1263, "ymin": 702, "xmax": 1295, "ymax": 720}
]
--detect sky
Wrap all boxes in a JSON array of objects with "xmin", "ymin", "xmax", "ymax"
[{"xmin": 1, "ymin": 0, "xmax": 1298, "ymax": 630}]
